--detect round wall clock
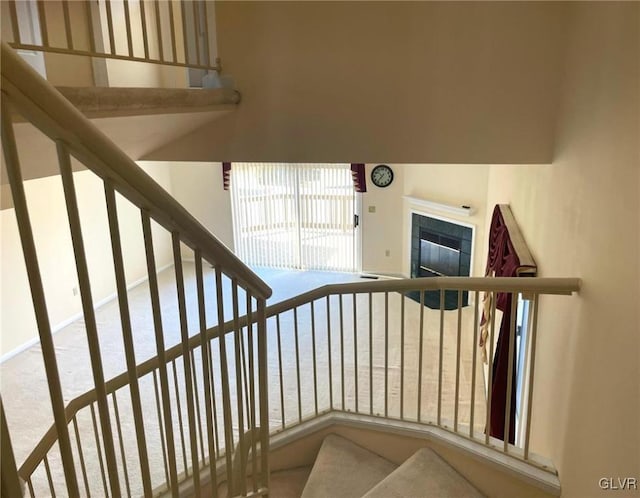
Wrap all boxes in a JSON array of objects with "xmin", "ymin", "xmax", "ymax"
[{"xmin": 371, "ymin": 164, "xmax": 394, "ymax": 188}]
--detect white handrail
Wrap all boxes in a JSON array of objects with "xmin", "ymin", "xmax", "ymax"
[
  {"xmin": 0, "ymin": 41, "xmax": 271, "ymax": 300},
  {"xmin": 261, "ymin": 276, "xmax": 580, "ymax": 317}
]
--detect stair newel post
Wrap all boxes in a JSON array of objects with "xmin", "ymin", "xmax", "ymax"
[{"xmin": 257, "ymin": 298, "xmax": 271, "ymax": 495}]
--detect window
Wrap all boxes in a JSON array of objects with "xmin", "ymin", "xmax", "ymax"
[
  {"xmin": 230, "ymin": 163, "xmax": 360, "ymax": 272},
  {"xmin": 515, "ymin": 293, "xmax": 533, "ymax": 446}
]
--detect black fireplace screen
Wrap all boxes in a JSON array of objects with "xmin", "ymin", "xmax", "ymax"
[
  {"xmin": 419, "ymin": 231, "xmax": 461, "ymax": 276},
  {"xmin": 410, "ymin": 214, "xmax": 473, "ymax": 309}
]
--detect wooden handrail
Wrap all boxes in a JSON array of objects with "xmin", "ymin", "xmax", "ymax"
[
  {"xmin": 19, "ymin": 275, "xmax": 580, "ymax": 477},
  {"xmin": 0, "ymin": 42, "xmax": 272, "ymax": 300}
]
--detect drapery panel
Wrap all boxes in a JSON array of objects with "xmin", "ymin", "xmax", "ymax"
[
  {"xmin": 480, "ymin": 204, "xmax": 536, "ymax": 443},
  {"xmin": 350, "ymin": 163, "xmax": 367, "ymax": 192}
]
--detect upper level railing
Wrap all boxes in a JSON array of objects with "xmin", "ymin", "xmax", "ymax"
[
  {"xmin": 1, "ymin": 40, "xmax": 271, "ymax": 497},
  {"xmin": 2, "ymin": 0, "xmax": 221, "ymax": 73}
]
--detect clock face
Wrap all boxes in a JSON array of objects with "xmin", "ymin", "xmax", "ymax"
[{"xmin": 371, "ymin": 165, "xmax": 394, "ymax": 188}]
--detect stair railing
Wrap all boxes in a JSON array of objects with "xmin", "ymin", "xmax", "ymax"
[
  {"xmin": 253, "ymin": 276, "xmax": 579, "ymax": 471},
  {"xmin": 18, "ymin": 272, "xmax": 579, "ymax": 495},
  {"xmin": 3, "ymin": 0, "xmax": 221, "ymax": 73},
  {"xmin": 1, "ymin": 40, "xmax": 271, "ymax": 497}
]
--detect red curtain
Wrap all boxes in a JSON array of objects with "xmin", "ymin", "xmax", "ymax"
[
  {"xmin": 350, "ymin": 164, "xmax": 366, "ymax": 192},
  {"xmin": 483, "ymin": 205, "xmax": 530, "ymax": 444},
  {"xmin": 222, "ymin": 162, "xmax": 231, "ymax": 190}
]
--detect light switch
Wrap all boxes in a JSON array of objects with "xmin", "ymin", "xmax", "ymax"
[{"xmin": 368, "ymin": 205, "xmax": 376, "ymax": 213}]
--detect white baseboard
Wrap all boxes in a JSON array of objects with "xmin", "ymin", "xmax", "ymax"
[
  {"xmin": 0, "ymin": 337, "xmax": 41, "ymax": 364},
  {"xmin": 360, "ymin": 271, "xmax": 407, "ymax": 280},
  {"xmin": 0, "ymin": 263, "xmax": 174, "ymax": 365}
]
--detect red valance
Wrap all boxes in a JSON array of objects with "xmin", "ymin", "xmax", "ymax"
[
  {"xmin": 225, "ymin": 163, "xmax": 364, "ymax": 192},
  {"xmin": 350, "ymin": 164, "xmax": 366, "ymax": 193},
  {"xmin": 222, "ymin": 162, "xmax": 231, "ymax": 190}
]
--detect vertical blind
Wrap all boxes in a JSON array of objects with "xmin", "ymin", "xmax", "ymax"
[{"xmin": 230, "ymin": 163, "xmax": 357, "ymax": 271}]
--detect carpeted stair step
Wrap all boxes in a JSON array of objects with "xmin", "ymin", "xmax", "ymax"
[
  {"xmin": 301, "ymin": 434, "xmax": 397, "ymax": 498},
  {"xmin": 362, "ymin": 447, "xmax": 484, "ymax": 498}
]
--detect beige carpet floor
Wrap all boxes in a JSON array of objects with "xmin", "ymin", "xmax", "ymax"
[{"xmin": 0, "ymin": 265, "xmax": 486, "ymax": 497}]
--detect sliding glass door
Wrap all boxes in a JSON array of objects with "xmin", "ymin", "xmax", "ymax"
[{"xmin": 231, "ymin": 163, "xmax": 359, "ymax": 272}]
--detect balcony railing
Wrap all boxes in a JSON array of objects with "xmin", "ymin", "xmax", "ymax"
[{"xmin": 3, "ymin": 0, "xmax": 221, "ymax": 73}]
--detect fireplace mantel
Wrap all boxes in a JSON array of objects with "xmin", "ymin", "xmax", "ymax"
[{"xmin": 404, "ymin": 196, "xmax": 476, "ymax": 217}]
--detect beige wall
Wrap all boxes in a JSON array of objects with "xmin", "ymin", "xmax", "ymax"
[
  {"xmin": 161, "ymin": 160, "xmax": 234, "ymax": 250},
  {"xmin": 402, "ymin": 164, "xmax": 490, "ymax": 278},
  {"xmin": 361, "ymin": 164, "xmax": 405, "ymax": 274},
  {"xmin": 361, "ymin": 164, "xmax": 490, "ymax": 277},
  {"xmin": 145, "ymin": 1, "xmax": 566, "ymax": 164},
  {"xmin": 484, "ymin": 4, "xmax": 639, "ymax": 497},
  {"xmin": 0, "ymin": 163, "xmax": 173, "ymax": 359}
]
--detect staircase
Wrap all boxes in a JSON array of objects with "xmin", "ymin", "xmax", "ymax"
[
  {"xmin": 224, "ymin": 435, "xmax": 484, "ymax": 498},
  {"xmin": 1, "ymin": 9, "xmax": 582, "ymax": 495}
]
